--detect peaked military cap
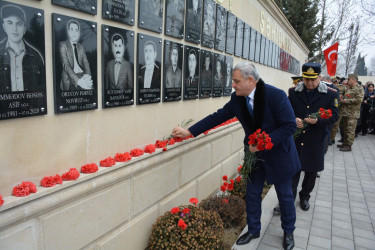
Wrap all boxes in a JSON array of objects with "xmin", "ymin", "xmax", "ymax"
[
  {"xmin": 1, "ymin": 4, "xmax": 26, "ymax": 22},
  {"xmin": 291, "ymin": 76, "xmax": 302, "ymax": 84},
  {"xmin": 302, "ymin": 62, "xmax": 321, "ymax": 79}
]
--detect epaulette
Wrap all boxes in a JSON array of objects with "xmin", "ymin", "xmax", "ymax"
[{"xmin": 327, "ymin": 86, "xmax": 338, "ymax": 92}]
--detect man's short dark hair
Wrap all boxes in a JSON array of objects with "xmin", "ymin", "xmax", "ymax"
[
  {"xmin": 144, "ymin": 40, "xmax": 156, "ymax": 52},
  {"xmin": 112, "ymin": 34, "xmax": 124, "ymax": 44}
]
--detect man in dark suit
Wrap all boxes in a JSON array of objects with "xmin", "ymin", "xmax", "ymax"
[
  {"xmin": 59, "ymin": 19, "xmax": 92, "ymax": 91},
  {"xmin": 288, "ymin": 63, "xmax": 339, "ymax": 211},
  {"xmin": 138, "ymin": 40, "xmax": 160, "ymax": 89},
  {"xmin": 105, "ymin": 34, "xmax": 133, "ymax": 90},
  {"xmin": 185, "ymin": 49, "xmax": 198, "ymax": 87},
  {"xmin": 172, "ymin": 62, "xmax": 300, "ymax": 250}
]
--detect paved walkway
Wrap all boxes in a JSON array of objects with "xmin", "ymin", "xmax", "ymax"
[{"xmin": 234, "ymin": 134, "xmax": 375, "ymax": 249}]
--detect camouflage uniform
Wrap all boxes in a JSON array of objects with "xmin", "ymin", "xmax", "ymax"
[
  {"xmin": 330, "ymin": 84, "xmax": 346, "ymax": 141},
  {"xmin": 340, "ymin": 84, "xmax": 364, "ymax": 146}
]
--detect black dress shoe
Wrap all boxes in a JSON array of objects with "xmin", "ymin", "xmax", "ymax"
[
  {"xmin": 300, "ymin": 199, "xmax": 310, "ymax": 211},
  {"xmin": 273, "ymin": 205, "xmax": 281, "ymax": 213},
  {"xmin": 283, "ymin": 232, "xmax": 295, "ymax": 250},
  {"xmin": 236, "ymin": 231, "xmax": 260, "ymax": 245}
]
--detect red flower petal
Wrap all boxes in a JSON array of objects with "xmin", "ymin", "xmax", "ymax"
[
  {"xmin": 130, "ymin": 148, "xmax": 144, "ymax": 157},
  {"xmin": 81, "ymin": 163, "xmax": 99, "ymax": 173},
  {"xmin": 0, "ymin": 194, "xmax": 4, "ymax": 206},
  {"xmin": 62, "ymin": 168, "xmax": 80, "ymax": 181},
  {"xmin": 144, "ymin": 144, "xmax": 156, "ymax": 154},
  {"xmin": 100, "ymin": 157, "xmax": 116, "ymax": 167}
]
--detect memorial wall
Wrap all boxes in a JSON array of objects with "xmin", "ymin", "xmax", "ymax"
[{"xmin": 0, "ymin": 0, "xmax": 308, "ymax": 248}]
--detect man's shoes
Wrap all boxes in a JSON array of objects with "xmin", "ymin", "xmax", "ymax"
[
  {"xmin": 369, "ymin": 130, "xmax": 375, "ymax": 134},
  {"xmin": 273, "ymin": 205, "xmax": 281, "ymax": 214},
  {"xmin": 338, "ymin": 138, "xmax": 343, "ymax": 142},
  {"xmin": 340, "ymin": 145, "xmax": 352, "ymax": 152},
  {"xmin": 300, "ymin": 199, "xmax": 310, "ymax": 211},
  {"xmin": 328, "ymin": 140, "xmax": 333, "ymax": 146},
  {"xmin": 236, "ymin": 231, "xmax": 260, "ymax": 245},
  {"xmin": 283, "ymin": 232, "xmax": 295, "ymax": 250},
  {"xmin": 337, "ymin": 144, "xmax": 345, "ymax": 148}
]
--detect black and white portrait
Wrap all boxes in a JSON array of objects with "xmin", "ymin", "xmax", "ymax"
[
  {"xmin": 0, "ymin": 2, "xmax": 46, "ymax": 120},
  {"xmin": 201, "ymin": 0, "xmax": 215, "ymax": 48},
  {"xmin": 165, "ymin": 0, "xmax": 184, "ymax": 38},
  {"xmin": 185, "ymin": 0, "xmax": 202, "ymax": 44},
  {"xmin": 102, "ymin": 25, "xmax": 134, "ymax": 108},
  {"xmin": 137, "ymin": 33, "xmax": 161, "ymax": 104},
  {"xmin": 249, "ymin": 27, "xmax": 256, "ymax": 61},
  {"xmin": 225, "ymin": 12, "xmax": 236, "ymax": 55},
  {"xmin": 163, "ymin": 40, "xmax": 183, "ymax": 102},
  {"xmin": 242, "ymin": 23, "xmax": 250, "ymax": 59},
  {"xmin": 223, "ymin": 56, "xmax": 233, "ymax": 96},
  {"xmin": 200, "ymin": 50, "xmax": 212, "ymax": 98},
  {"xmin": 213, "ymin": 53, "xmax": 224, "ymax": 97},
  {"xmin": 138, "ymin": 0, "xmax": 163, "ymax": 33},
  {"xmin": 254, "ymin": 30, "xmax": 261, "ymax": 63},
  {"xmin": 102, "ymin": 0, "xmax": 135, "ymax": 26},
  {"xmin": 184, "ymin": 46, "xmax": 199, "ymax": 100},
  {"xmin": 53, "ymin": 14, "xmax": 97, "ymax": 113},
  {"xmin": 260, "ymin": 34, "xmax": 265, "ymax": 65},
  {"xmin": 234, "ymin": 18, "xmax": 243, "ymax": 57},
  {"xmin": 52, "ymin": 0, "xmax": 97, "ymax": 15},
  {"xmin": 214, "ymin": 4, "xmax": 226, "ymax": 52}
]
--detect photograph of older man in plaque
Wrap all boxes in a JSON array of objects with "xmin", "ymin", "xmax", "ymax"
[
  {"xmin": 0, "ymin": 2, "xmax": 46, "ymax": 120},
  {"xmin": 102, "ymin": 26, "xmax": 134, "ymax": 108},
  {"xmin": 234, "ymin": 18, "xmax": 243, "ymax": 57},
  {"xmin": 249, "ymin": 27, "xmax": 256, "ymax": 61},
  {"xmin": 201, "ymin": 0, "xmax": 215, "ymax": 49},
  {"xmin": 163, "ymin": 40, "xmax": 182, "ymax": 102},
  {"xmin": 102, "ymin": 0, "xmax": 135, "ymax": 26},
  {"xmin": 200, "ymin": 50, "xmax": 212, "ymax": 98},
  {"xmin": 138, "ymin": 0, "xmax": 163, "ymax": 33},
  {"xmin": 185, "ymin": 0, "xmax": 202, "ymax": 44},
  {"xmin": 243, "ymin": 23, "xmax": 250, "ymax": 59},
  {"xmin": 137, "ymin": 34, "xmax": 161, "ymax": 104},
  {"xmin": 52, "ymin": 0, "xmax": 97, "ymax": 15},
  {"xmin": 214, "ymin": 4, "xmax": 226, "ymax": 52},
  {"xmin": 53, "ymin": 14, "xmax": 97, "ymax": 114},
  {"xmin": 225, "ymin": 12, "xmax": 236, "ymax": 55},
  {"xmin": 223, "ymin": 56, "xmax": 233, "ymax": 96},
  {"xmin": 213, "ymin": 53, "xmax": 224, "ymax": 97},
  {"xmin": 165, "ymin": 0, "xmax": 184, "ymax": 39},
  {"xmin": 184, "ymin": 46, "xmax": 199, "ymax": 100},
  {"xmin": 254, "ymin": 30, "xmax": 261, "ymax": 63}
]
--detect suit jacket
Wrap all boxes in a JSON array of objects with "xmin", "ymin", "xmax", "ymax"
[
  {"xmin": 138, "ymin": 62, "xmax": 161, "ymax": 89},
  {"xmin": 185, "ymin": 75, "xmax": 199, "ymax": 87},
  {"xmin": 59, "ymin": 40, "xmax": 91, "ymax": 91},
  {"xmin": 165, "ymin": 65, "xmax": 182, "ymax": 88},
  {"xmin": 105, "ymin": 58, "xmax": 133, "ymax": 89},
  {"xmin": 288, "ymin": 82, "xmax": 339, "ymax": 172},
  {"xmin": 189, "ymin": 79, "xmax": 301, "ymax": 184}
]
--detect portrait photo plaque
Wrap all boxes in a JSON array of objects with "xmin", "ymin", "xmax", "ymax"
[
  {"xmin": 200, "ymin": 49, "xmax": 213, "ymax": 98},
  {"xmin": 260, "ymin": 34, "xmax": 265, "ymax": 65},
  {"xmin": 185, "ymin": 0, "xmax": 202, "ymax": 44},
  {"xmin": 102, "ymin": 0, "xmax": 135, "ymax": 26},
  {"xmin": 243, "ymin": 23, "xmax": 250, "ymax": 59},
  {"xmin": 213, "ymin": 53, "xmax": 224, "ymax": 97},
  {"xmin": 223, "ymin": 56, "xmax": 233, "ymax": 96},
  {"xmin": 214, "ymin": 4, "xmax": 226, "ymax": 52},
  {"xmin": 184, "ymin": 46, "xmax": 199, "ymax": 100},
  {"xmin": 102, "ymin": 25, "xmax": 134, "ymax": 108},
  {"xmin": 163, "ymin": 40, "xmax": 183, "ymax": 102},
  {"xmin": 201, "ymin": 0, "xmax": 216, "ymax": 49},
  {"xmin": 0, "ymin": 2, "xmax": 47, "ymax": 120},
  {"xmin": 136, "ymin": 33, "xmax": 162, "ymax": 105},
  {"xmin": 234, "ymin": 18, "xmax": 244, "ymax": 57},
  {"xmin": 225, "ymin": 12, "xmax": 236, "ymax": 55},
  {"xmin": 165, "ymin": 0, "xmax": 185, "ymax": 39},
  {"xmin": 52, "ymin": 14, "xmax": 98, "ymax": 114},
  {"xmin": 249, "ymin": 27, "xmax": 256, "ymax": 61},
  {"xmin": 254, "ymin": 31, "xmax": 261, "ymax": 63},
  {"xmin": 264, "ymin": 37, "xmax": 269, "ymax": 66},
  {"xmin": 138, "ymin": 0, "xmax": 163, "ymax": 33},
  {"xmin": 52, "ymin": 0, "xmax": 97, "ymax": 15}
]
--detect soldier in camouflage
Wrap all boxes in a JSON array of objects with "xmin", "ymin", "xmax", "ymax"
[
  {"xmin": 330, "ymin": 78, "xmax": 347, "ymax": 143},
  {"xmin": 337, "ymin": 74, "xmax": 364, "ymax": 151}
]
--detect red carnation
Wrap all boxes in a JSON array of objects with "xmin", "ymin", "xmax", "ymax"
[
  {"xmin": 170, "ymin": 207, "xmax": 180, "ymax": 214},
  {"xmin": 236, "ymin": 176, "xmax": 242, "ymax": 183},
  {"xmin": 0, "ymin": 194, "xmax": 3, "ymax": 206},
  {"xmin": 144, "ymin": 144, "xmax": 156, "ymax": 154},
  {"xmin": 100, "ymin": 157, "xmax": 116, "ymax": 167},
  {"xmin": 221, "ymin": 184, "xmax": 227, "ymax": 192},
  {"xmin": 189, "ymin": 197, "xmax": 199, "ymax": 207},
  {"xmin": 81, "ymin": 163, "xmax": 99, "ymax": 173},
  {"xmin": 130, "ymin": 148, "xmax": 144, "ymax": 157},
  {"xmin": 163, "ymin": 147, "xmax": 167, "ymax": 151},
  {"xmin": 182, "ymin": 208, "xmax": 190, "ymax": 214},
  {"xmin": 227, "ymin": 183, "xmax": 234, "ymax": 191},
  {"xmin": 237, "ymin": 165, "xmax": 242, "ymax": 173},
  {"xmin": 114, "ymin": 152, "xmax": 132, "ymax": 162},
  {"xmin": 62, "ymin": 168, "xmax": 80, "ymax": 181},
  {"xmin": 12, "ymin": 181, "xmax": 37, "ymax": 197},
  {"xmin": 178, "ymin": 219, "xmax": 187, "ymax": 230},
  {"xmin": 222, "ymin": 175, "xmax": 228, "ymax": 181},
  {"xmin": 155, "ymin": 140, "xmax": 167, "ymax": 148},
  {"xmin": 168, "ymin": 138, "xmax": 175, "ymax": 145},
  {"xmin": 41, "ymin": 176, "xmax": 57, "ymax": 187}
]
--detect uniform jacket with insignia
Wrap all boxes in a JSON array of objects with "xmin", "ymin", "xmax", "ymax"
[
  {"xmin": 340, "ymin": 84, "xmax": 364, "ymax": 118},
  {"xmin": 288, "ymin": 82, "xmax": 339, "ymax": 172}
]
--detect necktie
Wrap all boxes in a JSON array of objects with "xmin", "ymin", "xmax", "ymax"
[{"xmin": 246, "ymin": 96, "xmax": 254, "ymax": 117}]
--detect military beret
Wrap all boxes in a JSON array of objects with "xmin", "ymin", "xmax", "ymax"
[
  {"xmin": 348, "ymin": 73, "xmax": 358, "ymax": 81},
  {"xmin": 1, "ymin": 4, "xmax": 26, "ymax": 22},
  {"xmin": 302, "ymin": 62, "xmax": 321, "ymax": 79}
]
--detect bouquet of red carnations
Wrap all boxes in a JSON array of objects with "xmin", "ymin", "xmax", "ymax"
[{"xmin": 294, "ymin": 108, "xmax": 332, "ymax": 139}]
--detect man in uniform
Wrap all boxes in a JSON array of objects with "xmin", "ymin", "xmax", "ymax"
[
  {"xmin": 288, "ymin": 62, "xmax": 339, "ymax": 211},
  {"xmin": 291, "ymin": 76, "xmax": 302, "ymax": 86},
  {"xmin": 337, "ymin": 73, "xmax": 364, "ymax": 151}
]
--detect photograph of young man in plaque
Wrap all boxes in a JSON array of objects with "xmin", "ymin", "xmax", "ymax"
[
  {"xmin": 201, "ymin": 0, "xmax": 215, "ymax": 48},
  {"xmin": 102, "ymin": 0, "xmax": 135, "ymax": 26},
  {"xmin": 200, "ymin": 50, "xmax": 212, "ymax": 98},
  {"xmin": 52, "ymin": 0, "xmax": 97, "ymax": 15},
  {"xmin": 213, "ymin": 54, "xmax": 224, "ymax": 97},
  {"xmin": 53, "ymin": 14, "xmax": 97, "ymax": 114},
  {"xmin": 223, "ymin": 56, "xmax": 233, "ymax": 96},
  {"xmin": 184, "ymin": 46, "xmax": 199, "ymax": 100},
  {"xmin": 225, "ymin": 12, "xmax": 236, "ymax": 55},
  {"xmin": 137, "ymin": 34, "xmax": 161, "ymax": 104},
  {"xmin": 234, "ymin": 18, "xmax": 243, "ymax": 57},
  {"xmin": 163, "ymin": 41, "xmax": 182, "ymax": 102},
  {"xmin": 138, "ymin": 0, "xmax": 163, "ymax": 33},
  {"xmin": 214, "ymin": 4, "xmax": 226, "ymax": 52},
  {"xmin": 165, "ymin": 0, "xmax": 184, "ymax": 38},
  {"xmin": 102, "ymin": 26, "xmax": 134, "ymax": 108},
  {"xmin": 0, "ymin": 2, "xmax": 46, "ymax": 120},
  {"xmin": 185, "ymin": 0, "xmax": 202, "ymax": 44}
]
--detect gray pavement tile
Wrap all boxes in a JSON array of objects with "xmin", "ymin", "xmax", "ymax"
[
  {"xmin": 349, "ymin": 201, "xmax": 367, "ymax": 209},
  {"xmin": 311, "ymin": 218, "xmax": 331, "ymax": 230},
  {"xmin": 332, "ymin": 236, "xmax": 355, "ymax": 249},
  {"xmin": 312, "ymin": 211, "xmax": 331, "ymax": 221},
  {"xmin": 332, "ymin": 219, "xmax": 352, "ymax": 230},
  {"xmin": 296, "ymin": 210, "xmax": 313, "ymax": 220},
  {"xmin": 264, "ymin": 224, "xmax": 283, "ymax": 238},
  {"xmin": 332, "ymin": 227, "xmax": 353, "ymax": 240},
  {"xmin": 333, "ymin": 195, "xmax": 349, "ymax": 202},
  {"xmin": 353, "ymin": 227, "xmax": 375, "ymax": 240},
  {"xmin": 314, "ymin": 199, "xmax": 332, "ymax": 208},
  {"xmin": 354, "ymin": 236, "xmax": 375, "ymax": 249},
  {"xmin": 256, "ymin": 243, "xmax": 280, "ymax": 250},
  {"xmin": 333, "ymin": 200, "xmax": 350, "ymax": 208},
  {"xmin": 294, "ymin": 234, "xmax": 308, "ymax": 249},
  {"xmin": 258, "ymin": 234, "xmax": 282, "ymax": 249},
  {"xmin": 315, "ymin": 195, "xmax": 332, "ymax": 202},
  {"xmin": 332, "ymin": 211, "xmax": 351, "ymax": 222},
  {"xmin": 349, "ymin": 195, "xmax": 366, "ymax": 203},
  {"xmin": 352, "ymin": 219, "xmax": 374, "ymax": 230},
  {"xmin": 310, "ymin": 225, "xmax": 331, "ymax": 238},
  {"xmin": 294, "ymin": 227, "xmax": 309, "ymax": 239},
  {"xmin": 332, "ymin": 205, "xmax": 351, "ymax": 215},
  {"xmin": 351, "ymin": 206, "xmax": 370, "ymax": 216},
  {"xmin": 314, "ymin": 205, "xmax": 331, "ymax": 214},
  {"xmin": 307, "ymin": 244, "xmax": 329, "ymax": 250},
  {"xmin": 295, "ymin": 218, "xmax": 312, "ymax": 230},
  {"xmin": 308, "ymin": 235, "xmax": 331, "ymax": 249}
]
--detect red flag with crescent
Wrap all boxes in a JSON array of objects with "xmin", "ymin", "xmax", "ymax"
[{"xmin": 324, "ymin": 42, "xmax": 339, "ymax": 76}]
